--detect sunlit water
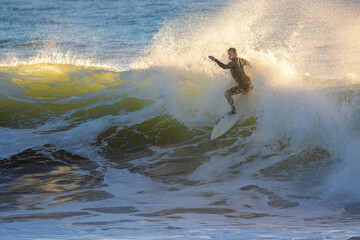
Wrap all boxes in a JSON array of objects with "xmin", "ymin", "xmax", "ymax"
[{"xmin": 1, "ymin": 0, "xmax": 360, "ymax": 239}]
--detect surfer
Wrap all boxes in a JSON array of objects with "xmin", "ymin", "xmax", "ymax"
[{"xmin": 209, "ymin": 48, "xmax": 252, "ymax": 115}]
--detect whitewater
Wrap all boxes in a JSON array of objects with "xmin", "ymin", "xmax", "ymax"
[{"xmin": 1, "ymin": 0, "xmax": 360, "ymax": 239}]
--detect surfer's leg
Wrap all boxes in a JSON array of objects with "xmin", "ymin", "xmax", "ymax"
[
  {"xmin": 225, "ymin": 87, "xmax": 238, "ymax": 114},
  {"xmin": 225, "ymin": 85, "xmax": 246, "ymax": 114}
]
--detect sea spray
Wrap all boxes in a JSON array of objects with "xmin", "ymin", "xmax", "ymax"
[{"xmin": 130, "ymin": 0, "xmax": 360, "ymax": 200}]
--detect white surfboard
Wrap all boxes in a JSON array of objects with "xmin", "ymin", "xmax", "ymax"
[{"xmin": 211, "ymin": 96, "xmax": 248, "ymax": 140}]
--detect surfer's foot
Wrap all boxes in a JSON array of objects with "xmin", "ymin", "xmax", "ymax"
[{"xmin": 228, "ymin": 109, "xmax": 236, "ymax": 115}]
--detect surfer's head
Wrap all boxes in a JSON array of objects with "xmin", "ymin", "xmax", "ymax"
[{"xmin": 228, "ymin": 48, "xmax": 237, "ymax": 60}]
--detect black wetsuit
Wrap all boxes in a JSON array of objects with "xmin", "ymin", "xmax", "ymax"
[
  {"xmin": 214, "ymin": 57, "xmax": 252, "ymax": 113},
  {"xmin": 215, "ymin": 57, "xmax": 252, "ymax": 90}
]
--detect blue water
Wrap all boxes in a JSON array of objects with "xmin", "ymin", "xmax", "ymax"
[
  {"xmin": 1, "ymin": 0, "xmax": 360, "ymax": 239},
  {"xmin": 0, "ymin": 0, "xmax": 225, "ymax": 67}
]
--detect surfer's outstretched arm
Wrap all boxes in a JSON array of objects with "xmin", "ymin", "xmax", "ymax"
[
  {"xmin": 208, "ymin": 56, "xmax": 234, "ymax": 69},
  {"xmin": 214, "ymin": 59, "xmax": 232, "ymax": 69}
]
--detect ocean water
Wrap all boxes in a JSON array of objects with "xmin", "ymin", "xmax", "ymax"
[{"xmin": 1, "ymin": 0, "xmax": 360, "ymax": 239}]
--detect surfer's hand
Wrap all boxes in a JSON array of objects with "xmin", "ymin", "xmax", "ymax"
[{"xmin": 208, "ymin": 56, "xmax": 216, "ymax": 61}]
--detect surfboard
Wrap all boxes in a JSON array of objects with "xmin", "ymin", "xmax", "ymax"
[{"xmin": 211, "ymin": 96, "xmax": 248, "ymax": 140}]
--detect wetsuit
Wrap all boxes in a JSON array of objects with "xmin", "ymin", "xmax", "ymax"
[{"xmin": 214, "ymin": 57, "xmax": 252, "ymax": 113}]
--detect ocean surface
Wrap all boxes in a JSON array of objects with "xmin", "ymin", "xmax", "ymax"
[{"xmin": 1, "ymin": 0, "xmax": 360, "ymax": 239}]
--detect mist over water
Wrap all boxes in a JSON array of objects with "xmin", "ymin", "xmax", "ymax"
[
  {"xmin": 1, "ymin": 0, "xmax": 360, "ymax": 239},
  {"xmin": 133, "ymin": 0, "xmax": 360, "ymax": 199}
]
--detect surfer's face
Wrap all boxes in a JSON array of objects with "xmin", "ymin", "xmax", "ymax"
[{"xmin": 228, "ymin": 50, "xmax": 237, "ymax": 60}]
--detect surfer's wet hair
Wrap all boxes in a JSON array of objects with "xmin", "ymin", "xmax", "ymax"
[{"xmin": 228, "ymin": 47, "xmax": 237, "ymax": 55}]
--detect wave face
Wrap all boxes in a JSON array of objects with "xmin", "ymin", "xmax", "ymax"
[{"xmin": 1, "ymin": 0, "xmax": 360, "ymax": 239}]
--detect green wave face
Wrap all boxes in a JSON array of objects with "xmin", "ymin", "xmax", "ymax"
[{"xmin": 0, "ymin": 64, "xmax": 155, "ymax": 128}]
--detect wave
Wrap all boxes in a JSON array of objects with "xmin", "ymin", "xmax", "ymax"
[{"xmin": 1, "ymin": 0, "xmax": 360, "ymax": 204}]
